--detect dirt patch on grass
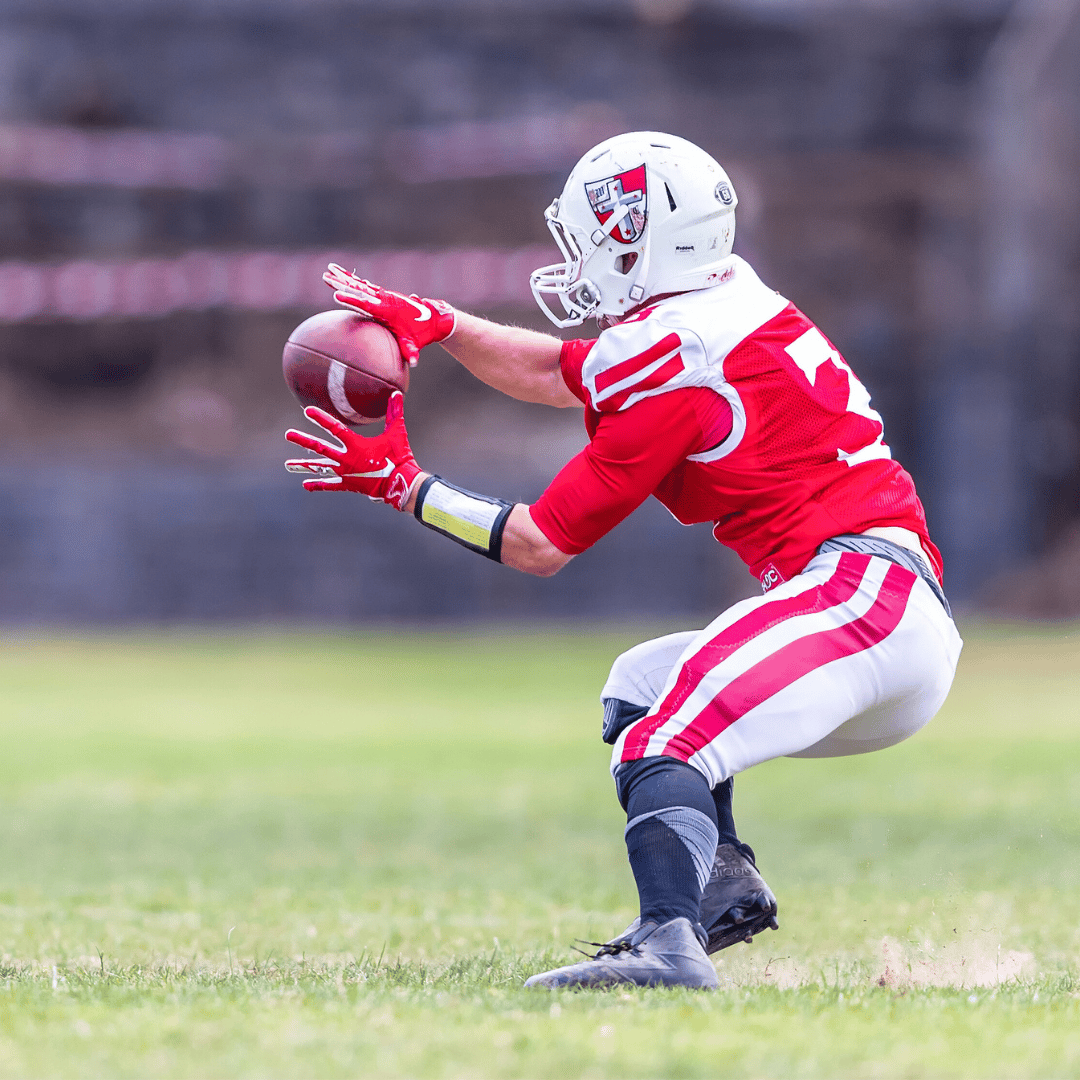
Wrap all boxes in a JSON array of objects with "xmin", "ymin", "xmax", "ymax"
[
  {"xmin": 720, "ymin": 936, "xmax": 1037, "ymax": 991},
  {"xmin": 874, "ymin": 936, "xmax": 1036, "ymax": 989}
]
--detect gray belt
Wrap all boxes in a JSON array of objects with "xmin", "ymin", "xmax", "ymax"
[{"xmin": 817, "ymin": 534, "xmax": 951, "ymax": 617}]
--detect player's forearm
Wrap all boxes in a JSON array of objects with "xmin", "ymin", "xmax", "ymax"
[
  {"xmin": 443, "ymin": 311, "xmax": 581, "ymax": 408},
  {"xmin": 404, "ymin": 478, "xmax": 572, "ymax": 577},
  {"xmin": 498, "ymin": 504, "xmax": 574, "ymax": 576}
]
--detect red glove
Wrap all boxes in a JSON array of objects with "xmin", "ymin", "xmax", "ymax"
[
  {"xmin": 284, "ymin": 392, "xmax": 422, "ymax": 510},
  {"xmin": 323, "ymin": 263, "xmax": 456, "ymax": 368}
]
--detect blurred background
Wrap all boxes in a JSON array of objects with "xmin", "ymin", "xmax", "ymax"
[{"xmin": 0, "ymin": 0, "xmax": 1077, "ymax": 623}]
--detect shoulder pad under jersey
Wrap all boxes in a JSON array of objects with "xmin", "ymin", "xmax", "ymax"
[{"xmin": 581, "ymin": 311, "xmax": 708, "ymax": 414}]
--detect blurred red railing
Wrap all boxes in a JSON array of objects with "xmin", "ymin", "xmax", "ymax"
[
  {"xmin": 0, "ymin": 246, "xmax": 555, "ymax": 321},
  {"xmin": 0, "ymin": 125, "xmax": 237, "ymax": 189},
  {"xmin": 0, "ymin": 108, "xmax": 622, "ymax": 189}
]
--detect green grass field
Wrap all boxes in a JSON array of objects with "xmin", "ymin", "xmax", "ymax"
[{"xmin": 0, "ymin": 621, "xmax": 1078, "ymax": 1078}]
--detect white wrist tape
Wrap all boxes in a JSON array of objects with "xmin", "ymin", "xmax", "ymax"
[{"xmin": 413, "ymin": 476, "xmax": 514, "ymax": 561}]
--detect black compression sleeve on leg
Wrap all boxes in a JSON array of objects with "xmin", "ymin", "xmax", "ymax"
[
  {"xmin": 712, "ymin": 775, "xmax": 757, "ymax": 862},
  {"xmin": 615, "ymin": 757, "xmax": 719, "ymax": 824},
  {"xmin": 712, "ymin": 777, "xmax": 737, "ymax": 845}
]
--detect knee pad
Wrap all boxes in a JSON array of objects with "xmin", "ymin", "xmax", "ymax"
[{"xmin": 601, "ymin": 697, "xmax": 649, "ymax": 745}]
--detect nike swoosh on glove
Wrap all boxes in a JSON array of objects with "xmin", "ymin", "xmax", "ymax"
[
  {"xmin": 284, "ymin": 391, "xmax": 421, "ymax": 510},
  {"xmin": 323, "ymin": 263, "xmax": 456, "ymax": 368}
]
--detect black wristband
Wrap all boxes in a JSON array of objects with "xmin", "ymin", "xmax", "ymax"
[{"xmin": 413, "ymin": 475, "xmax": 514, "ymax": 562}]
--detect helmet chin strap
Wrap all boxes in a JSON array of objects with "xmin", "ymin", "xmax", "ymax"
[
  {"xmin": 628, "ymin": 221, "xmax": 652, "ymax": 303},
  {"xmin": 627, "ymin": 164, "xmax": 652, "ymax": 303},
  {"xmin": 579, "ymin": 166, "xmax": 652, "ymax": 309}
]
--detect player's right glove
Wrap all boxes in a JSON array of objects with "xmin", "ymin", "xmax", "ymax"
[
  {"xmin": 284, "ymin": 391, "xmax": 422, "ymax": 510},
  {"xmin": 323, "ymin": 263, "xmax": 456, "ymax": 368}
]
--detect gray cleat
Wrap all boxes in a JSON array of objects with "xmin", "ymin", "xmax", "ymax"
[
  {"xmin": 615, "ymin": 843, "xmax": 779, "ymax": 956},
  {"xmin": 524, "ymin": 917, "xmax": 719, "ymax": 990}
]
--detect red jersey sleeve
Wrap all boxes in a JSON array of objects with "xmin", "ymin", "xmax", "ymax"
[
  {"xmin": 558, "ymin": 338, "xmax": 596, "ymax": 404},
  {"xmin": 530, "ymin": 387, "xmax": 734, "ymax": 555}
]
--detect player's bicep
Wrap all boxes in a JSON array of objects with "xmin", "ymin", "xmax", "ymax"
[
  {"xmin": 529, "ymin": 452, "xmax": 651, "ymax": 557},
  {"xmin": 530, "ymin": 392, "xmax": 707, "ymax": 554}
]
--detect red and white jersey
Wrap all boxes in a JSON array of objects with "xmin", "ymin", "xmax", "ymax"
[{"xmin": 538, "ymin": 254, "xmax": 942, "ymax": 589}]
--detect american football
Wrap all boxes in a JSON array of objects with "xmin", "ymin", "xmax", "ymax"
[{"xmin": 282, "ymin": 309, "xmax": 408, "ymax": 425}]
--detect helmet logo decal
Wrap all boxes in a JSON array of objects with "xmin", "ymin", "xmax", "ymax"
[
  {"xmin": 585, "ymin": 164, "xmax": 647, "ymax": 245},
  {"xmin": 714, "ymin": 181, "xmax": 734, "ymax": 205}
]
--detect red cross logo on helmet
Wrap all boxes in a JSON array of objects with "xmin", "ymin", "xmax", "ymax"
[{"xmin": 585, "ymin": 164, "xmax": 648, "ymax": 245}]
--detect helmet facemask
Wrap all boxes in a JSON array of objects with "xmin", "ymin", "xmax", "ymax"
[
  {"xmin": 530, "ymin": 195, "xmax": 646, "ymax": 328},
  {"xmin": 529, "ymin": 202, "xmax": 603, "ymax": 327}
]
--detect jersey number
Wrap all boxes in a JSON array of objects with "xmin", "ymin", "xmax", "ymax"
[{"xmin": 784, "ymin": 328, "xmax": 891, "ymax": 467}]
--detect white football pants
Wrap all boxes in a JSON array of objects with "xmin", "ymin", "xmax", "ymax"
[{"xmin": 605, "ymin": 550, "xmax": 963, "ymax": 788}]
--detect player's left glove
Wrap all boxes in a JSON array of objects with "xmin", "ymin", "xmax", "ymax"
[
  {"xmin": 284, "ymin": 391, "xmax": 422, "ymax": 510},
  {"xmin": 323, "ymin": 263, "xmax": 456, "ymax": 368}
]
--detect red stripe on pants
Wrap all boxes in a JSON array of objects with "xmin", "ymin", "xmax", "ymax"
[
  {"xmin": 619, "ymin": 552, "xmax": 874, "ymax": 763},
  {"xmin": 662, "ymin": 562, "xmax": 916, "ymax": 763}
]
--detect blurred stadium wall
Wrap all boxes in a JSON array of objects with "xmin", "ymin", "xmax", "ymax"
[{"xmin": 0, "ymin": 0, "xmax": 1077, "ymax": 621}]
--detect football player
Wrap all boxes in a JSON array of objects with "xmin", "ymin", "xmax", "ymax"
[{"xmin": 285, "ymin": 132, "xmax": 962, "ymax": 989}]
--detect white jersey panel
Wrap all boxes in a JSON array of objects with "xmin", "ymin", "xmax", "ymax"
[{"xmin": 580, "ymin": 255, "xmax": 788, "ymax": 460}]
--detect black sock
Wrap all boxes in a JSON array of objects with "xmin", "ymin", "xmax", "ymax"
[
  {"xmin": 624, "ymin": 817, "xmax": 701, "ymax": 924},
  {"xmin": 711, "ymin": 776, "xmax": 756, "ymax": 862},
  {"xmin": 615, "ymin": 757, "xmax": 719, "ymax": 926},
  {"xmin": 712, "ymin": 777, "xmax": 737, "ymax": 843}
]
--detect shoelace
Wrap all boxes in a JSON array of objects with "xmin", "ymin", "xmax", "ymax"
[{"xmin": 573, "ymin": 936, "xmax": 635, "ymax": 960}]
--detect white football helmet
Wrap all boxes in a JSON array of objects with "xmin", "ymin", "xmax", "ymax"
[{"xmin": 530, "ymin": 131, "xmax": 738, "ymax": 328}]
